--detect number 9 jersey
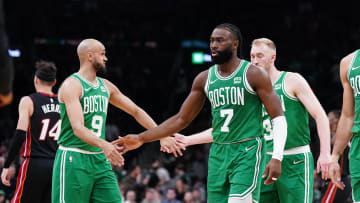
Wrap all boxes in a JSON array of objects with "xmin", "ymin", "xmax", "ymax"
[{"xmin": 57, "ymin": 73, "xmax": 109, "ymax": 152}]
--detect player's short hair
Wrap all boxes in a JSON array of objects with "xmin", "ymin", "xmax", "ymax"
[
  {"xmin": 215, "ymin": 23, "xmax": 243, "ymax": 57},
  {"xmin": 251, "ymin": 38, "xmax": 276, "ymax": 51},
  {"xmin": 35, "ymin": 60, "xmax": 57, "ymax": 84}
]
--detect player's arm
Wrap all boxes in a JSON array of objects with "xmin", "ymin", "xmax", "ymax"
[
  {"xmin": 103, "ymin": 79, "xmax": 185, "ymax": 156},
  {"xmin": 1, "ymin": 96, "xmax": 33, "ymax": 186},
  {"xmin": 60, "ymin": 78, "xmax": 124, "ymax": 166},
  {"xmin": 330, "ymin": 53, "xmax": 355, "ymax": 189},
  {"xmin": 174, "ymin": 128, "xmax": 213, "ymax": 147},
  {"xmin": 247, "ymin": 64, "xmax": 286, "ymax": 184},
  {"xmin": 286, "ymin": 72, "xmax": 331, "ymax": 179},
  {"xmin": 114, "ymin": 70, "xmax": 208, "ymax": 151},
  {"xmin": 104, "ymin": 79, "xmax": 157, "ymax": 129}
]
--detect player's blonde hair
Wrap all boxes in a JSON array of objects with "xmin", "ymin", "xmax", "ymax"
[{"xmin": 251, "ymin": 38, "xmax": 276, "ymax": 52}]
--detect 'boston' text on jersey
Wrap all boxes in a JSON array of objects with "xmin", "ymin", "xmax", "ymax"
[
  {"xmin": 83, "ymin": 95, "xmax": 108, "ymax": 114},
  {"xmin": 208, "ymin": 87, "xmax": 244, "ymax": 108}
]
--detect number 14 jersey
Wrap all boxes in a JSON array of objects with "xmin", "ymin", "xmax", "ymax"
[
  {"xmin": 58, "ymin": 73, "xmax": 109, "ymax": 152},
  {"xmin": 205, "ymin": 60, "xmax": 263, "ymax": 144}
]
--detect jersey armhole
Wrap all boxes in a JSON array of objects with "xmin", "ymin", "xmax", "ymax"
[
  {"xmin": 99, "ymin": 77, "xmax": 111, "ymax": 98},
  {"xmin": 347, "ymin": 51, "xmax": 358, "ymax": 81},
  {"xmin": 243, "ymin": 63, "xmax": 256, "ymax": 95},
  {"xmin": 282, "ymin": 73, "xmax": 299, "ymax": 101},
  {"xmin": 204, "ymin": 69, "xmax": 211, "ymax": 95}
]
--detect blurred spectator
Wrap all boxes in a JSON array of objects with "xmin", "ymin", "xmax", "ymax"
[
  {"xmin": 0, "ymin": 189, "xmax": 5, "ymax": 203},
  {"xmin": 141, "ymin": 188, "xmax": 161, "ymax": 203},
  {"xmin": 162, "ymin": 188, "xmax": 181, "ymax": 203},
  {"xmin": 124, "ymin": 190, "xmax": 137, "ymax": 203},
  {"xmin": 183, "ymin": 191, "xmax": 194, "ymax": 203},
  {"xmin": 152, "ymin": 159, "xmax": 170, "ymax": 187}
]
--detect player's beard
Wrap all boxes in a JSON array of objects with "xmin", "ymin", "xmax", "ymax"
[
  {"xmin": 211, "ymin": 47, "xmax": 233, "ymax": 64},
  {"xmin": 93, "ymin": 61, "xmax": 106, "ymax": 73}
]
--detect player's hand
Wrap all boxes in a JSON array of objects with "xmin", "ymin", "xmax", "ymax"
[
  {"xmin": 317, "ymin": 152, "xmax": 331, "ymax": 179},
  {"xmin": 262, "ymin": 158, "xmax": 281, "ymax": 184},
  {"xmin": 1, "ymin": 168, "xmax": 11, "ymax": 186},
  {"xmin": 160, "ymin": 135, "xmax": 186, "ymax": 157},
  {"xmin": 101, "ymin": 141, "xmax": 124, "ymax": 167},
  {"xmin": 0, "ymin": 92, "xmax": 13, "ymax": 107},
  {"xmin": 174, "ymin": 133, "xmax": 190, "ymax": 147},
  {"xmin": 329, "ymin": 161, "xmax": 345, "ymax": 190},
  {"xmin": 112, "ymin": 134, "xmax": 144, "ymax": 154}
]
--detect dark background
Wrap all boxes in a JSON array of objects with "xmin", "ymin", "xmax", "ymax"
[{"xmin": 1, "ymin": 0, "xmax": 359, "ymax": 166}]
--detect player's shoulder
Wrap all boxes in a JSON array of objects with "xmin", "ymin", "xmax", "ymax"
[
  {"xmin": 283, "ymin": 72, "xmax": 309, "ymax": 91},
  {"xmin": 61, "ymin": 76, "xmax": 82, "ymax": 89},
  {"xmin": 341, "ymin": 50, "xmax": 357, "ymax": 64},
  {"xmin": 18, "ymin": 95, "xmax": 33, "ymax": 110}
]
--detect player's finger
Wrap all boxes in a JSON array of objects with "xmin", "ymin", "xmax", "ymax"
[
  {"xmin": 176, "ymin": 142, "xmax": 186, "ymax": 151},
  {"xmin": 262, "ymin": 166, "xmax": 269, "ymax": 179},
  {"xmin": 172, "ymin": 151, "xmax": 178, "ymax": 158},
  {"xmin": 176, "ymin": 147, "xmax": 183, "ymax": 157},
  {"xmin": 162, "ymin": 146, "xmax": 169, "ymax": 153},
  {"xmin": 3, "ymin": 179, "xmax": 10, "ymax": 186}
]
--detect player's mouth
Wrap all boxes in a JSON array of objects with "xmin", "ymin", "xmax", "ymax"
[{"xmin": 211, "ymin": 51, "xmax": 218, "ymax": 57}]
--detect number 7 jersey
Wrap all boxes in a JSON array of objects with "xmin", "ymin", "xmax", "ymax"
[
  {"xmin": 205, "ymin": 60, "xmax": 263, "ymax": 143},
  {"xmin": 58, "ymin": 73, "xmax": 109, "ymax": 152}
]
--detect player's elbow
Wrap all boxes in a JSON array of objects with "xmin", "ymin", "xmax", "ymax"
[{"xmin": 71, "ymin": 123, "xmax": 84, "ymax": 137}]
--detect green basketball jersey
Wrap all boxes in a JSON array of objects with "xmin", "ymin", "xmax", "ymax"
[
  {"xmin": 58, "ymin": 73, "xmax": 109, "ymax": 152},
  {"xmin": 263, "ymin": 71, "xmax": 310, "ymax": 151},
  {"xmin": 348, "ymin": 49, "xmax": 360, "ymax": 136},
  {"xmin": 205, "ymin": 60, "xmax": 263, "ymax": 143}
]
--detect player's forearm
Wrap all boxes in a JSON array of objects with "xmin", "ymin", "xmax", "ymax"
[
  {"xmin": 186, "ymin": 128, "xmax": 213, "ymax": 146},
  {"xmin": 133, "ymin": 108, "xmax": 157, "ymax": 129},
  {"xmin": 72, "ymin": 125, "xmax": 108, "ymax": 149},
  {"xmin": 315, "ymin": 116, "xmax": 331, "ymax": 154},
  {"xmin": 139, "ymin": 114, "xmax": 189, "ymax": 143},
  {"xmin": 332, "ymin": 116, "xmax": 353, "ymax": 160}
]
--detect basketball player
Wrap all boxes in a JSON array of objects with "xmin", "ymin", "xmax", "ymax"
[
  {"xmin": 173, "ymin": 38, "xmax": 331, "ymax": 203},
  {"xmin": 251, "ymin": 38, "xmax": 330, "ymax": 203},
  {"xmin": 330, "ymin": 49, "xmax": 360, "ymax": 203},
  {"xmin": 51, "ymin": 39, "xmax": 180, "ymax": 203},
  {"xmin": 113, "ymin": 23, "xmax": 287, "ymax": 203},
  {"xmin": 1, "ymin": 60, "xmax": 59, "ymax": 203}
]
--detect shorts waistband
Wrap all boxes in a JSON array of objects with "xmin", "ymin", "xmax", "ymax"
[
  {"xmin": 267, "ymin": 145, "xmax": 310, "ymax": 156},
  {"xmin": 59, "ymin": 145, "xmax": 103, "ymax": 154},
  {"xmin": 215, "ymin": 137, "xmax": 257, "ymax": 145}
]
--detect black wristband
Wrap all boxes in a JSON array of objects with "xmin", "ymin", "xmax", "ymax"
[{"xmin": 4, "ymin": 129, "xmax": 26, "ymax": 168}]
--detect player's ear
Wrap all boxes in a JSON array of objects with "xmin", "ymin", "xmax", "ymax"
[
  {"xmin": 87, "ymin": 52, "xmax": 93, "ymax": 62},
  {"xmin": 233, "ymin": 40, "xmax": 239, "ymax": 50},
  {"xmin": 52, "ymin": 79, "xmax": 57, "ymax": 87}
]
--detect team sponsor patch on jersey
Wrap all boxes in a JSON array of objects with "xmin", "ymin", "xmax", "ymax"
[
  {"xmin": 274, "ymin": 84, "xmax": 282, "ymax": 90},
  {"xmin": 234, "ymin": 77, "xmax": 242, "ymax": 84}
]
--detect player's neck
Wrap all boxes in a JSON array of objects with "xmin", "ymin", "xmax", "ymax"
[
  {"xmin": 36, "ymin": 86, "xmax": 53, "ymax": 95},
  {"xmin": 78, "ymin": 66, "xmax": 97, "ymax": 85},
  {"xmin": 217, "ymin": 58, "xmax": 241, "ymax": 76},
  {"xmin": 268, "ymin": 66, "xmax": 281, "ymax": 83}
]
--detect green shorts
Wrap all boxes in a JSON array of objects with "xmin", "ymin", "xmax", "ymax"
[
  {"xmin": 350, "ymin": 136, "xmax": 360, "ymax": 203},
  {"xmin": 259, "ymin": 151, "xmax": 314, "ymax": 203},
  {"xmin": 207, "ymin": 137, "xmax": 265, "ymax": 203},
  {"xmin": 52, "ymin": 147, "xmax": 122, "ymax": 203}
]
